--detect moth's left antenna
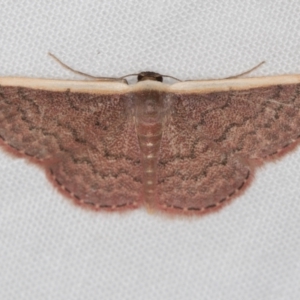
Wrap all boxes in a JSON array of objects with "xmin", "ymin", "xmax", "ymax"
[{"xmin": 48, "ymin": 53, "xmax": 128, "ymax": 84}]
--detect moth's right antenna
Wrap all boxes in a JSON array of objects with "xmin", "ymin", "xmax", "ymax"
[
  {"xmin": 185, "ymin": 61, "xmax": 266, "ymax": 82},
  {"xmin": 224, "ymin": 61, "xmax": 266, "ymax": 79}
]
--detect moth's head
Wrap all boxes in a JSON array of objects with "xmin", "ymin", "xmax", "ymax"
[{"xmin": 137, "ymin": 72, "xmax": 163, "ymax": 82}]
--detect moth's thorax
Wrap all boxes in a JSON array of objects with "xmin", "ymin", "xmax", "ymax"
[{"xmin": 133, "ymin": 88, "xmax": 172, "ymax": 208}]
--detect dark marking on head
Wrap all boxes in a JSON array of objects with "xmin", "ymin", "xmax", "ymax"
[{"xmin": 137, "ymin": 72, "xmax": 163, "ymax": 82}]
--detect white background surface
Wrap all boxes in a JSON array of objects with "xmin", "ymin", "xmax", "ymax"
[{"xmin": 0, "ymin": 1, "xmax": 300, "ymax": 299}]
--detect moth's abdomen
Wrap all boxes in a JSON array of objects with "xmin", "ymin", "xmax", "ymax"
[
  {"xmin": 136, "ymin": 122, "xmax": 162, "ymax": 207},
  {"xmin": 134, "ymin": 91, "xmax": 166, "ymax": 208}
]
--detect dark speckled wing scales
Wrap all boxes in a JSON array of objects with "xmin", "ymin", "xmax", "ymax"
[
  {"xmin": 0, "ymin": 85, "xmax": 142, "ymax": 210},
  {"xmin": 157, "ymin": 84, "xmax": 300, "ymax": 213},
  {"xmin": 1, "ymin": 78, "xmax": 300, "ymax": 215}
]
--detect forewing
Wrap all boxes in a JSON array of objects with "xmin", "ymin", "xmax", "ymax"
[
  {"xmin": 0, "ymin": 84, "xmax": 142, "ymax": 210},
  {"xmin": 158, "ymin": 83, "xmax": 300, "ymax": 213}
]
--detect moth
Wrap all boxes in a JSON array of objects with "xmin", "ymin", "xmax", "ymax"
[{"xmin": 1, "ymin": 64, "xmax": 300, "ymax": 215}]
